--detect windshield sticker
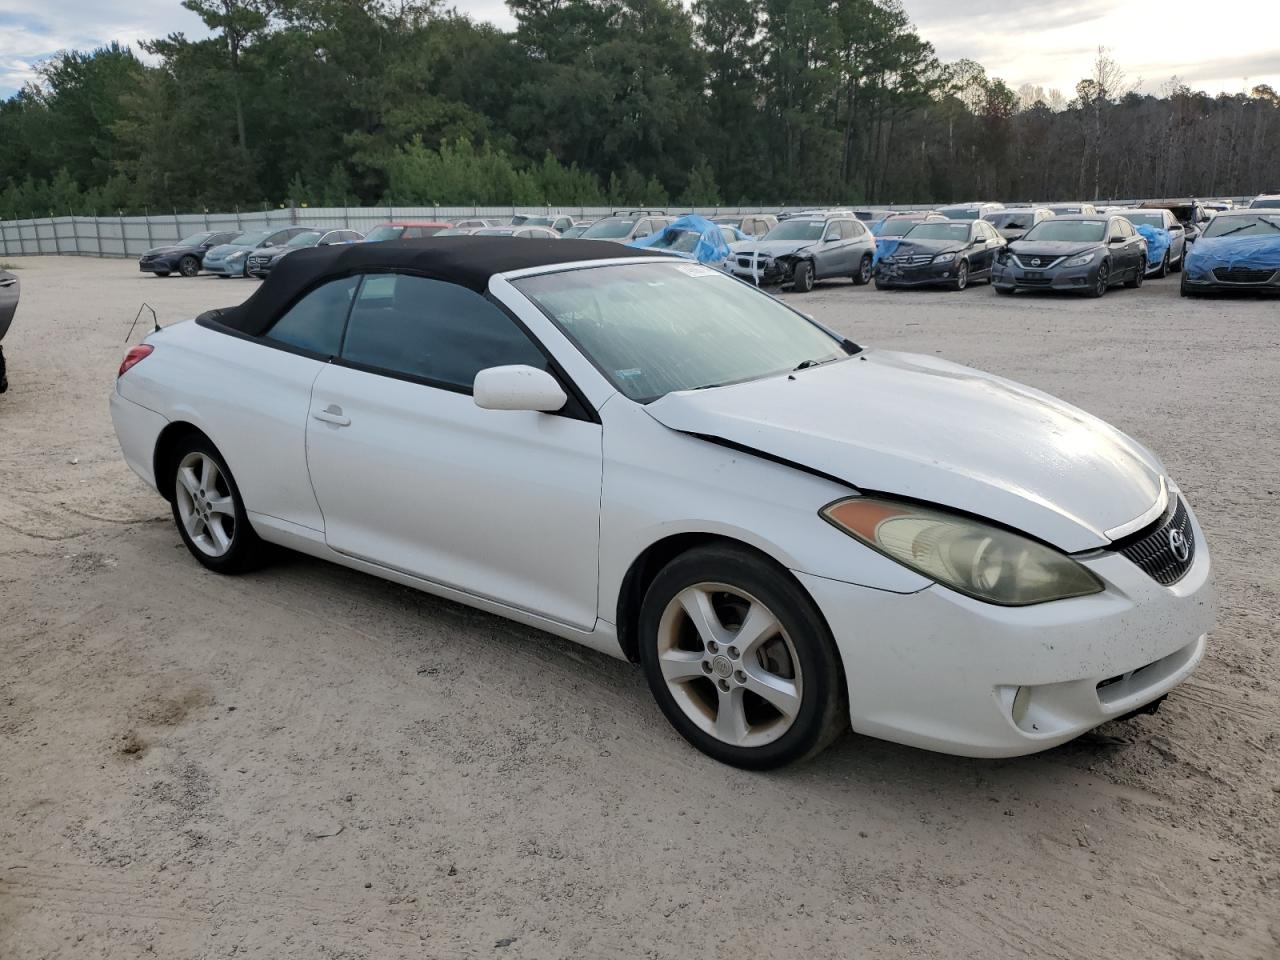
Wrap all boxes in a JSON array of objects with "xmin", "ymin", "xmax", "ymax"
[
  {"xmin": 1081, "ymin": 221, "xmax": 1104, "ymax": 227},
  {"xmin": 674, "ymin": 264, "xmax": 719, "ymax": 278}
]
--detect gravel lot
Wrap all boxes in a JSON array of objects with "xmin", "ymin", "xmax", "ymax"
[{"xmin": 1, "ymin": 256, "xmax": 1277, "ymax": 959}]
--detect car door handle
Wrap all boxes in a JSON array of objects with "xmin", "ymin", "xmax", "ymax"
[{"xmin": 312, "ymin": 405, "xmax": 351, "ymax": 427}]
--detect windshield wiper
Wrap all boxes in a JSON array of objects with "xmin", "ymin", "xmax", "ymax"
[{"xmin": 793, "ymin": 355, "xmax": 841, "ymax": 371}]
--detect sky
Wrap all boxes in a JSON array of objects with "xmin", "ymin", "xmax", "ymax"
[{"xmin": 2, "ymin": 0, "xmax": 1277, "ymax": 100}]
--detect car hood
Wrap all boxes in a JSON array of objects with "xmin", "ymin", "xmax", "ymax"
[
  {"xmin": 731, "ymin": 239, "xmax": 819, "ymax": 256},
  {"xmin": 645, "ymin": 350, "xmax": 1166, "ymax": 552},
  {"xmin": 890, "ymin": 239, "xmax": 966, "ymax": 257},
  {"xmin": 142, "ymin": 244, "xmax": 196, "ymax": 257},
  {"xmin": 205, "ymin": 243, "xmax": 255, "ymax": 258},
  {"xmin": 1008, "ymin": 239, "xmax": 1102, "ymax": 260}
]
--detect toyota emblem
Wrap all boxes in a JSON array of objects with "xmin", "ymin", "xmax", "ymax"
[
  {"xmin": 1167, "ymin": 528, "xmax": 1190, "ymax": 563},
  {"xmin": 1031, "ymin": 258, "xmax": 1042, "ymax": 266}
]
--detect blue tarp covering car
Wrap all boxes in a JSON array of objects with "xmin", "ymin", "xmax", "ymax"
[
  {"xmin": 873, "ymin": 238, "xmax": 902, "ymax": 266},
  {"xmin": 1134, "ymin": 224, "xmax": 1170, "ymax": 268},
  {"xmin": 629, "ymin": 214, "xmax": 733, "ymax": 267},
  {"xmin": 1181, "ymin": 211, "xmax": 1280, "ymax": 295}
]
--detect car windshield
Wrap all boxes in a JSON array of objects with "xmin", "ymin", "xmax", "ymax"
[
  {"xmin": 877, "ymin": 218, "xmax": 928, "ymax": 237},
  {"xmin": 986, "ymin": 211, "xmax": 1037, "ymax": 229},
  {"xmin": 1201, "ymin": 214, "xmax": 1280, "ymax": 238},
  {"xmin": 286, "ymin": 231, "xmax": 321, "ymax": 247},
  {"xmin": 513, "ymin": 261, "xmax": 847, "ymax": 403},
  {"xmin": 1021, "ymin": 220, "xmax": 1106, "ymax": 242},
  {"xmin": 648, "ymin": 229, "xmax": 702, "ymax": 253},
  {"xmin": 230, "ymin": 230, "xmax": 271, "ymax": 246},
  {"xmin": 362, "ymin": 225, "xmax": 403, "ymax": 242},
  {"xmin": 763, "ymin": 220, "xmax": 824, "ymax": 241},
  {"xmin": 1121, "ymin": 213, "xmax": 1166, "ymax": 229},
  {"xmin": 177, "ymin": 232, "xmax": 216, "ymax": 246},
  {"xmin": 1250, "ymin": 197, "xmax": 1280, "ymax": 209},
  {"xmin": 562, "ymin": 226, "xmax": 588, "ymax": 238},
  {"xmin": 904, "ymin": 222, "xmax": 971, "ymax": 241},
  {"xmin": 582, "ymin": 218, "xmax": 637, "ymax": 239}
]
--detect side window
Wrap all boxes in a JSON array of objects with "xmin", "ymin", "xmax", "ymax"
[
  {"xmin": 847, "ymin": 220, "xmax": 866, "ymax": 238},
  {"xmin": 340, "ymin": 274, "xmax": 547, "ymax": 391},
  {"xmin": 1108, "ymin": 221, "xmax": 1124, "ymax": 241},
  {"xmin": 824, "ymin": 221, "xmax": 843, "ymax": 241},
  {"xmin": 265, "ymin": 276, "xmax": 360, "ymax": 357}
]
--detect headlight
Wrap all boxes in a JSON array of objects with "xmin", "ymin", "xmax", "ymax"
[
  {"xmin": 227, "ymin": 250, "xmax": 247, "ymax": 262},
  {"xmin": 933, "ymin": 251, "xmax": 960, "ymax": 264},
  {"xmin": 1065, "ymin": 252, "xmax": 1095, "ymax": 267},
  {"xmin": 821, "ymin": 497, "xmax": 1104, "ymax": 606}
]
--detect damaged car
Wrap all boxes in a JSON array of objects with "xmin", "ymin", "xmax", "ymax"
[
  {"xmin": 110, "ymin": 237, "xmax": 1213, "ymax": 769},
  {"xmin": 875, "ymin": 219, "xmax": 1006, "ymax": 291},
  {"xmin": 1180, "ymin": 209, "xmax": 1280, "ymax": 297},
  {"xmin": 993, "ymin": 215, "xmax": 1146, "ymax": 297},
  {"xmin": 728, "ymin": 215, "xmax": 875, "ymax": 291}
]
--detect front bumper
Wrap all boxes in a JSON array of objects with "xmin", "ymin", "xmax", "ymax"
[
  {"xmin": 203, "ymin": 256, "xmax": 247, "ymax": 277},
  {"xmin": 138, "ymin": 257, "xmax": 177, "ymax": 274},
  {"xmin": 796, "ymin": 503, "xmax": 1214, "ymax": 758},
  {"xmin": 1181, "ymin": 263, "xmax": 1280, "ymax": 293},
  {"xmin": 729, "ymin": 255, "xmax": 791, "ymax": 285},
  {"xmin": 992, "ymin": 257, "xmax": 1100, "ymax": 293},
  {"xmin": 876, "ymin": 258, "xmax": 960, "ymax": 287},
  {"xmin": 245, "ymin": 256, "xmax": 274, "ymax": 278}
]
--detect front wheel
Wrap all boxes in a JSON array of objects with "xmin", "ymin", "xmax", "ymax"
[
  {"xmin": 639, "ymin": 545, "xmax": 846, "ymax": 769},
  {"xmin": 994, "ymin": 284, "xmax": 1014, "ymax": 295},
  {"xmin": 1088, "ymin": 261, "xmax": 1110, "ymax": 298},
  {"xmin": 952, "ymin": 259, "xmax": 969, "ymax": 291},
  {"xmin": 852, "ymin": 254, "xmax": 873, "ymax": 285},
  {"xmin": 170, "ymin": 437, "xmax": 267, "ymax": 573},
  {"xmin": 790, "ymin": 260, "xmax": 814, "ymax": 293},
  {"xmin": 178, "ymin": 255, "xmax": 200, "ymax": 278}
]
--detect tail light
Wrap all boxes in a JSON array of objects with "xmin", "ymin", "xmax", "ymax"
[{"xmin": 118, "ymin": 344, "xmax": 154, "ymax": 378}]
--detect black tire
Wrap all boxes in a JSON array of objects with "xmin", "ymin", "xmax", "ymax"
[
  {"xmin": 874, "ymin": 278, "xmax": 892, "ymax": 291},
  {"xmin": 1125, "ymin": 262, "xmax": 1144, "ymax": 289},
  {"xmin": 1170, "ymin": 251, "xmax": 1182, "ymax": 273},
  {"xmin": 1179, "ymin": 275, "xmax": 1199, "ymax": 298},
  {"xmin": 951, "ymin": 259, "xmax": 969, "ymax": 291},
  {"xmin": 790, "ymin": 260, "xmax": 814, "ymax": 293},
  {"xmin": 994, "ymin": 284, "xmax": 1015, "ymax": 295},
  {"xmin": 154, "ymin": 271, "xmax": 170, "ymax": 278},
  {"xmin": 216, "ymin": 274, "xmax": 231, "ymax": 279},
  {"xmin": 852, "ymin": 254, "xmax": 873, "ymax": 285},
  {"xmin": 178, "ymin": 255, "xmax": 200, "ymax": 278},
  {"xmin": 1088, "ymin": 260, "xmax": 1110, "ymax": 298},
  {"xmin": 168, "ymin": 435, "xmax": 268, "ymax": 574},
  {"xmin": 1155, "ymin": 251, "xmax": 1169, "ymax": 279},
  {"xmin": 638, "ymin": 544, "xmax": 847, "ymax": 769}
]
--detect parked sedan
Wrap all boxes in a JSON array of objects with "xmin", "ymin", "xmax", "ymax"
[
  {"xmin": 1138, "ymin": 199, "xmax": 1212, "ymax": 243},
  {"xmin": 580, "ymin": 215, "xmax": 674, "ymax": 243},
  {"xmin": 560, "ymin": 222, "xmax": 593, "ymax": 239},
  {"xmin": 362, "ymin": 222, "xmax": 451, "ymax": 242},
  {"xmin": 203, "ymin": 226, "xmax": 313, "ymax": 278},
  {"xmin": 729, "ymin": 216, "xmax": 876, "ymax": 290},
  {"xmin": 1180, "ymin": 209, "xmax": 1280, "ymax": 297},
  {"xmin": 875, "ymin": 219, "xmax": 1006, "ymax": 291},
  {"xmin": 1249, "ymin": 194, "xmax": 1280, "ymax": 209},
  {"xmin": 110, "ymin": 237, "xmax": 1213, "ymax": 768},
  {"xmin": 992, "ymin": 215, "xmax": 1146, "ymax": 297},
  {"xmin": 1116, "ymin": 208, "xmax": 1185, "ymax": 276},
  {"xmin": 138, "ymin": 230, "xmax": 241, "ymax": 278},
  {"xmin": 246, "ymin": 229, "xmax": 363, "ymax": 278},
  {"xmin": 0, "ymin": 267, "xmax": 17, "ymax": 393}
]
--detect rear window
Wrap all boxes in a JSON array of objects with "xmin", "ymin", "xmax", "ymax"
[
  {"xmin": 986, "ymin": 211, "xmax": 1037, "ymax": 229},
  {"xmin": 904, "ymin": 222, "xmax": 971, "ymax": 241}
]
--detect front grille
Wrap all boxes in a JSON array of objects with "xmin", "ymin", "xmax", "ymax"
[
  {"xmin": 1116, "ymin": 497, "xmax": 1195, "ymax": 585},
  {"xmin": 1012, "ymin": 254, "xmax": 1064, "ymax": 270},
  {"xmin": 1212, "ymin": 266, "xmax": 1276, "ymax": 284},
  {"xmin": 891, "ymin": 254, "xmax": 932, "ymax": 265}
]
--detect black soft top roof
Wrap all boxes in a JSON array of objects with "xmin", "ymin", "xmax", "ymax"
[{"xmin": 199, "ymin": 236, "xmax": 667, "ymax": 337}]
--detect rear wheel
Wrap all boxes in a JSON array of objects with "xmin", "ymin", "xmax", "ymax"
[
  {"xmin": 790, "ymin": 261, "xmax": 814, "ymax": 293},
  {"xmin": 639, "ymin": 545, "xmax": 846, "ymax": 769},
  {"xmin": 169, "ymin": 437, "xmax": 267, "ymax": 574},
  {"xmin": 178, "ymin": 255, "xmax": 200, "ymax": 278},
  {"xmin": 852, "ymin": 254, "xmax": 873, "ymax": 285},
  {"xmin": 1155, "ymin": 251, "xmax": 1169, "ymax": 279},
  {"xmin": 1125, "ymin": 262, "xmax": 1144, "ymax": 289}
]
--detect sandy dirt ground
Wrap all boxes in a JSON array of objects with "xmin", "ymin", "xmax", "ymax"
[{"xmin": 1, "ymin": 256, "xmax": 1277, "ymax": 959}]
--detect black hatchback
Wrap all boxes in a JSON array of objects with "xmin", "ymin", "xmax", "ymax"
[{"xmin": 992, "ymin": 215, "xmax": 1147, "ymax": 297}]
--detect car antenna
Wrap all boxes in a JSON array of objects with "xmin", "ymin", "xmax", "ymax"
[{"xmin": 126, "ymin": 302, "xmax": 160, "ymax": 343}]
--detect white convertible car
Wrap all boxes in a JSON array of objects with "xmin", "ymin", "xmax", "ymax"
[{"xmin": 111, "ymin": 238, "xmax": 1213, "ymax": 768}]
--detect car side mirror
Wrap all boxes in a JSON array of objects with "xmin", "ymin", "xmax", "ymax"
[
  {"xmin": 973, "ymin": 237, "xmax": 986, "ymax": 244},
  {"xmin": 1109, "ymin": 236, "xmax": 1125, "ymax": 244},
  {"xmin": 473, "ymin": 365, "xmax": 567, "ymax": 413}
]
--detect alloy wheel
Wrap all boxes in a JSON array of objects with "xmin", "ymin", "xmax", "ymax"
[
  {"xmin": 955, "ymin": 260, "xmax": 968, "ymax": 290},
  {"xmin": 1095, "ymin": 262, "xmax": 1109, "ymax": 295},
  {"xmin": 174, "ymin": 451, "xmax": 237, "ymax": 558},
  {"xmin": 655, "ymin": 583, "xmax": 803, "ymax": 748}
]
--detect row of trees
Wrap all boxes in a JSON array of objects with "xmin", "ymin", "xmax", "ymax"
[{"xmin": 1, "ymin": 0, "xmax": 1278, "ymax": 218}]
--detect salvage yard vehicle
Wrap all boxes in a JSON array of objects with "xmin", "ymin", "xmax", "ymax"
[
  {"xmin": 0, "ymin": 267, "xmax": 17, "ymax": 392},
  {"xmin": 1249, "ymin": 194, "xmax": 1280, "ymax": 209},
  {"xmin": 203, "ymin": 226, "xmax": 313, "ymax": 278},
  {"xmin": 992, "ymin": 214, "xmax": 1146, "ymax": 297},
  {"xmin": 728, "ymin": 215, "xmax": 875, "ymax": 290},
  {"xmin": 1116, "ymin": 208, "xmax": 1185, "ymax": 276},
  {"xmin": 711, "ymin": 214, "xmax": 778, "ymax": 238},
  {"xmin": 362, "ymin": 221, "xmax": 451, "ymax": 242},
  {"xmin": 630, "ymin": 214, "xmax": 734, "ymax": 268},
  {"xmin": 983, "ymin": 208, "xmax": 1053, "ymax": 242},
  {"xmin": 1138, "ymin": 199, "xmax": 1212, "ymax": 243},
  {"xmin": 938, "ymin": 202, "xmax": 1004, "ymax": 220},
  {"xmin": 246, "ymin": 229, "xmax": 363, "ymax": 279},
  {"xmin": 109, "ymin": 237, "xmax": 1214, "ymax": 768},
  {"xmin": 580, "ymin": 215, "xmax": 674, "ymax": 242},
  {"xmin": 1180, "ymin": 208, "xmax": 1280, "ymax": 297},
  {"xmin": 1047, "ymin": 203, "xmax": 1098, "ymax": 216},
  {"xmin": 138, "ymin": 230, "xmax": 240, "ymax": 277},
  {"xmin": 875, "ymin": 219, "xmax": 1006, "ymax": 291}
]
